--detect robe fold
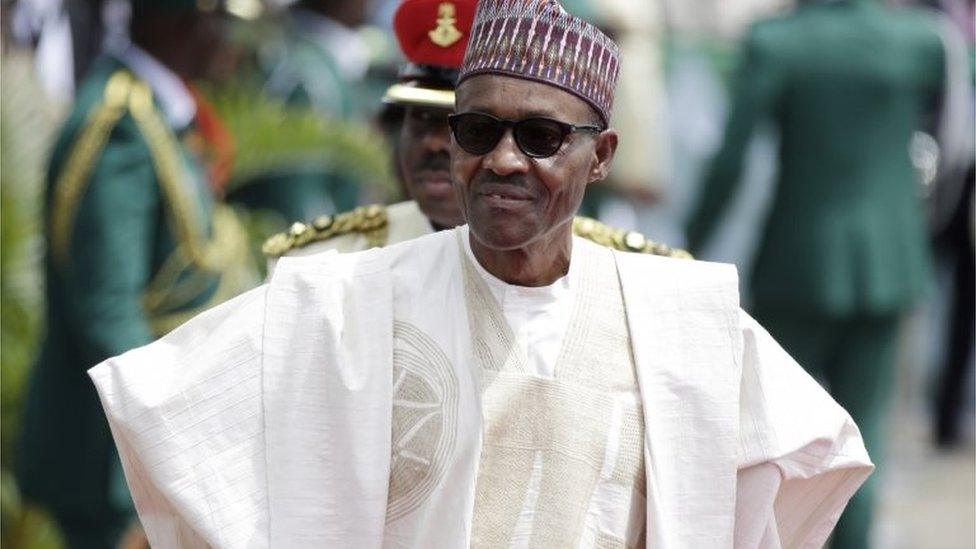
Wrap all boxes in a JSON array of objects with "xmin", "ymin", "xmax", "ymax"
[{"xmin": 89, "ymin": 228, "xmax": 872, "ymax": 548}]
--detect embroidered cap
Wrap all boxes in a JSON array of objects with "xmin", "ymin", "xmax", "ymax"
[
  {"xmin": 384, "ymin": 0, "xmax": 477, "ymax": 108},
  {"xmin": 458, "ymin": 0, "xmax": 620, "ymax": 126}
]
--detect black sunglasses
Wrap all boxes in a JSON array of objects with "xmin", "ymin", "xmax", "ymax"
[{"xmin": 447, "ymin": 112, "xmax": 603, "ymax": 159}]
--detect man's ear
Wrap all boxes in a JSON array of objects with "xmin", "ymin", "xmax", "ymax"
[{"xmin": 588, "ymin": 129, "xmax": 618, "ymax": 184}]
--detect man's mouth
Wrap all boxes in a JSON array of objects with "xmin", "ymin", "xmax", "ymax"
[
  {"xmin": 477, "ymin": 183, "xmax": 534, "ymax": 207},
  {"xmin": 417, "ymin": 170, "xmax": 453, "ymax": 188}
]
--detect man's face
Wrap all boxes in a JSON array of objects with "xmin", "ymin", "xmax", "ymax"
[
  {"xmin": 452, "ymin": 74, "xmax": 616, "ymax": 251},
  {"xmin": 130, "ymin": 9, "xmax": 227, "ymax": 81},
  {"xmin": 398, "ymin": 104, "xmax": 464, "ymax": 228}
]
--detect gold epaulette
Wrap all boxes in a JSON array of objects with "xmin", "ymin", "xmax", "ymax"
[
  {"xmin": 262, "ymin": 204, "xmax": 389, "ymax": 258},
  {"xmin": 51, "ymin": 69, "xmax": 229, "ymax": 272},
  {"xmin": 51, "ymin": 71, "xmax": 134, "ymax": 267},
  {"xmin": 572, "ymin": 216, "xmax": 692, "ymax": 259}
]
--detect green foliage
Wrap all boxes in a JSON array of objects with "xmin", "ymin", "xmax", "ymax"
[
  {"xmin": 1, "ymin": 52, "xmax": 65, "ymax": 549},
  {"xmin": 203, "ymin": 85, "xmax": 397, "ymax": 199},
  {"xmin": 229, "ymin": 205, "xmax": 283, "ymax": 279}
]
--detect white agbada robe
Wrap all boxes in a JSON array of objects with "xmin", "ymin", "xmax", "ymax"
[{"xmin": 89, "ymin": 227, "xmax": 872, "ymax": 548}]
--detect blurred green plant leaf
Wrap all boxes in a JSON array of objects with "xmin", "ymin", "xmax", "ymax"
[
  {"xmin": 201, "ymin": 85, "xmax": 397, "ymax": 198},
  {"xmin": 1, "ymin": 51, "xmax": 65, "ymax": 549}
]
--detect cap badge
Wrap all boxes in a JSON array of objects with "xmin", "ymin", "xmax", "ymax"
[{"xmin": 428, "ymin": 3, "xmax": 462, "ymax": 48}]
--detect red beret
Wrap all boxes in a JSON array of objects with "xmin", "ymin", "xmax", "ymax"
[{"xmin": 393, "ymin": 0, "xmax": 476, "ymax": 69}]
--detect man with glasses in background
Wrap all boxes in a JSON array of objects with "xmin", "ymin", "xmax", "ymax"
[{"xmin": 88, "ymin": 1, "xmax": 873, "ymax": 546}]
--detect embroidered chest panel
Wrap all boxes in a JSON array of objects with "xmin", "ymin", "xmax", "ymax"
[
  {"xmin": 461, "ymin": 237, "xmax": 647, "ymax": 547},
  {"xmin": 383, "ymin": 237, "xmax": 647, "ymax": 547}
]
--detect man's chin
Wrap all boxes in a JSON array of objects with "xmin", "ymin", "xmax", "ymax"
[
  {"xmin": 423, "ymin": 209, "xmax": 465, "ymax": 229},
  {"xmin": 468, "ymin": 221, "xmax": 538, "ymax": 252},
  {"xmin": 414, "ymin": 194, "xmax": 462, "ymax": 227}
]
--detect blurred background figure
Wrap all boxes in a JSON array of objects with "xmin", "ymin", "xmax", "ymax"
[
  {"xmin": 931, "ymin": 161, "xmax": 975, "ymax": 451},
  {"xmin": 684, "ymin": 0, "xmax": 969, "ymax": 547},
  {"xmin": 261, "ymin": 0, "xmax": 474, "ymax": 261},
  {"xmin": 581, "ymin": 0, "xmax": 672, "ymax": 232},
  {"xmin": 919, "ymin": 0, "xmax": 976, "ymax": 451},
  {"xmin": 224, "ymin": 0, "xmax": 382, "ymax": 223},
  {"xmin": 9, "ymin": 0, "xmax": 103, "ymax": 102},
  {"xmin": 261, "ymin": 0, "xmax": 370, "ymax": 115},
  {"xmin": 14, "ymin": 0, "xmax": 256, "ymax": 545},
  {"xmin": 931, "ymin": 162, "xmax": 975, "ymax": 450}
]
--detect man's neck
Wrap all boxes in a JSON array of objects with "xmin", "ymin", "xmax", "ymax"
[{"xmin": 468, "ymin": 224, "xmax": 573, "ymax": 287}]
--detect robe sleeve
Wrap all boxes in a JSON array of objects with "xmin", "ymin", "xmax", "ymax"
[
  {"xmin": 88, "ymin": 286, "xmax": 271, "ymax": 549},
  {"xmin": 734, "ymin": 310, "xmax": 873, "ymax": 549}
]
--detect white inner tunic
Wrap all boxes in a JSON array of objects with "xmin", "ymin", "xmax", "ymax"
[
  {"xmin": 382, "ymin": 228, "xmax": 647, "ymax": 548},
  {"xmin": 457, "ymin": 228, "xmax": 646, "ymax": 548},
  {"xmin": 460, "ymin": 226, "xmax": 577, "ymax": 378}
]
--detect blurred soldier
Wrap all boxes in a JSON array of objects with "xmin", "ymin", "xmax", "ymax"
[
  {"xmin": 685, "ymin": 1, "xmax": 946, "ymax": 546},
  {"xmin": 933, "ymin": 166, "xmax": 975, "ymax": 448},
  {"xmin": 263, "ymin": 0, "xmax": 687, "ymax": 263},
  {"xmin": 923, "ymin": 0, "xmax": 976, "ymax": 450},
  {"xmin": 228, "ymin": 0, "xmax": 371, "ymax": 222},
  {"xmin": 263, "ymin": 0, "xmax": 475, "ymax": 257},
  {"xmin": 263, "ymin": 0, "xmax": 370, "ymax": 116},
  {"xmin": 589, "ymin": 0, "xmax": 670, "ymax": 201},
  {"xmin": 17, "ymin": 0, "xmax": 254, "ymax": 545}
]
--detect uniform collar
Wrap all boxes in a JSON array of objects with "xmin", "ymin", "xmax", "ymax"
[{"xmin": 112, "ymin": 43, "xmax": 197, "ymax": 130}]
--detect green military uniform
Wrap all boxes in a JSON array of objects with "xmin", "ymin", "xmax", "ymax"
[
  {"xmin": 685, "ymin": 2, "xmax": 944, "ymax": 546},
  {"xmin": 18, "ymin": 56, "xmax": 254, "ymax": 547},
  {"xmin": 228, "ymin": 8, "xmax": 367, "ymax": 223},
  {"xmin": 263, "ymin": 10, "xmax": 358, "ymax": 116}
]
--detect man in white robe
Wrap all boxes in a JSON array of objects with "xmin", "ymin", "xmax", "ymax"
[{"xmin": 89, "ymin": 1, "xmax": 872, "ymax": 547}]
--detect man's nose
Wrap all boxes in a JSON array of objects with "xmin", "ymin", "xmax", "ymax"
[
  {"xmin": 481, "ymin": 131, "xmax": 529, "ymax": 176},
  {"xmin": 423, "ymin": 124, "xmax": 451, "ymax": 154}
]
